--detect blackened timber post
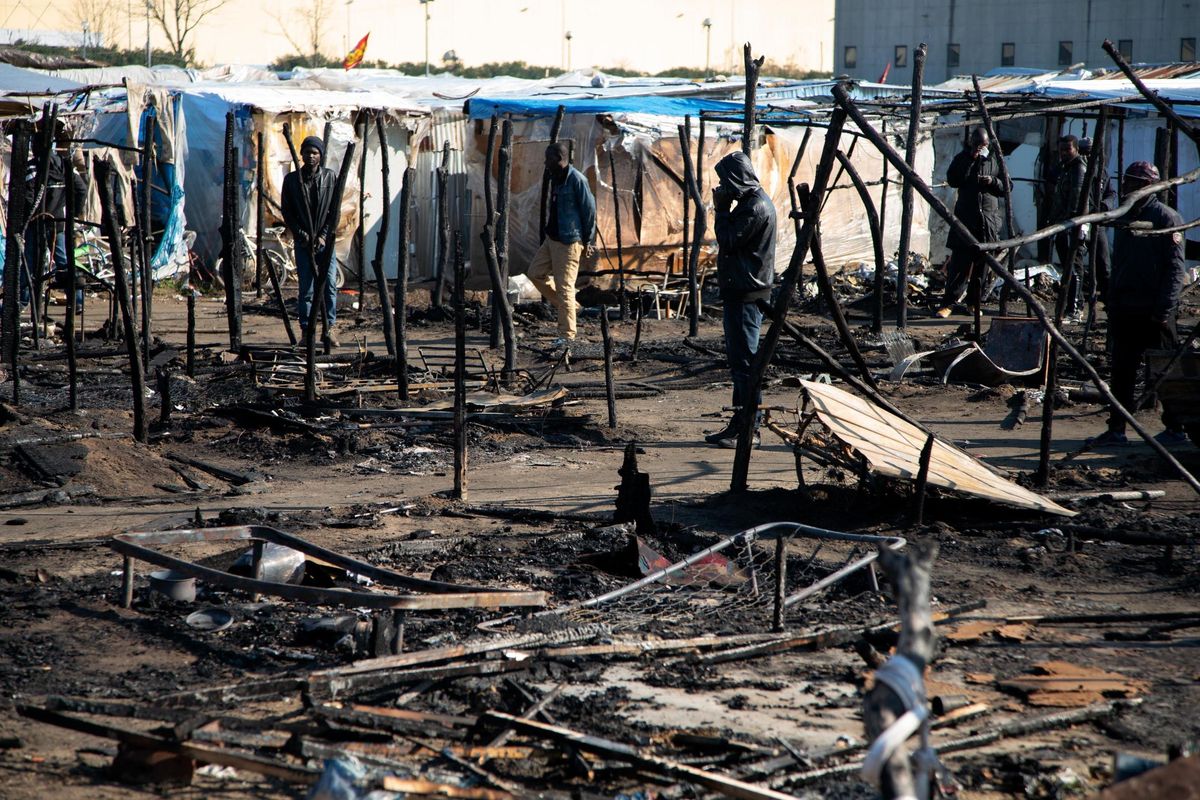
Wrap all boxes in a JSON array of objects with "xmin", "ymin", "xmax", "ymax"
[{"xmin": 895, "ymin": 43, "xmax": 927, "ymax": 329}]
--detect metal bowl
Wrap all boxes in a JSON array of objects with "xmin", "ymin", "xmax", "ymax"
[{"xmin": 149, "ymin": 570, "xmax": 196, "ymax": 602}]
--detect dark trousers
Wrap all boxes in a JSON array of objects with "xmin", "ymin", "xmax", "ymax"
[
  {"xmin": 723, "ymin": 298, "xmax": 763, "ymax": 424},
  {"xmin": 1107, "ymin": 311, "xmax": 1180, "ymax": 433},
  {"xmin": 1054, "ymin": 233, "xmax": 1087, "ymax": 314},
  {"xmin": 942, "ymin": 247, "xmax": 985, "ymax": 308}
]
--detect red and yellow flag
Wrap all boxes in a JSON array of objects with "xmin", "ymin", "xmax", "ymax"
[{"xmin": 343, "ymin": 33, "xmax": 369, "ymax": 70}]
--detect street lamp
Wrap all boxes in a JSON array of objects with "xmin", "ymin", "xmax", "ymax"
[
  {"xmin": 344, "ymin": 0, "xmax": 353, "ymax": 57},
  {"xmin": 564, "ymin": 30, "xmax": 573, "ymax": 71},
  {"xmin": 145, "ymin": 0, "xmax": 152, "ymax": 67},
  {"xmin": 419, "ymin": 0, "xmax": 434, "ymax": 76},
  {"xmin": 81, "ymin": 21, "xmax": 90, "ymax": 58},
  {"xmin": 702, "ymin": 18, "xmax": 712, "ymax": 78}
]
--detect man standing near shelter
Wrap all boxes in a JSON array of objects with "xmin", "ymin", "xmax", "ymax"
[
  {"xmin": 935, "ymin": 127, "xmax": 1009, "ymax": 318},
  {"xmin": 704, "ymin": 152, "xmax": 776, "ymax": 449},
  {"xmin": 527, "ymin": 142, "xmax": 595, "ymax": 348},
  {"xmin": 281, "ymin": 135, "xmax": 340, "ymax": 345},
  {"xmin": 1049, "ymin": 134, "xmax": 1088, "ymax": 318},
  {"xmin": 1088, "ymin": 161, "xmax": 1188, "ymax": 447}
]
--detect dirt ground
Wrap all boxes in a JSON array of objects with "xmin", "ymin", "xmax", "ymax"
[{"xmin": 0, "ymin": 280, "xmax": 1197, "ymax": 800}]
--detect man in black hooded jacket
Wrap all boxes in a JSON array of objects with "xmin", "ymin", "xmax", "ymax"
[
  {"xmin": 704, "ymin": 152, "xmax": 776, "ymax": 448},
  {"xmin": 281, "ymin": 135, "xmax": 340, "ymax": 342}
]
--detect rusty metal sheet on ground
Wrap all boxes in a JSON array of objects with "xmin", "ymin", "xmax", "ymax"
[{"xmin": 801, "ymin": 380, "xmax": 1074, "ymax": 516}]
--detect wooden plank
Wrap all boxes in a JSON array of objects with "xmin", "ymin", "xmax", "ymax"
[
  {"xmin": 480, "ymin": 712, "xmax": 801, "ymax": 800},
  {"xmin": 801, "ymin": 381, "xmax": 1073, "ymax": 515},
  {"xmin": 380, "ymin": 777, "xmax": 513, "ymax": 800}
]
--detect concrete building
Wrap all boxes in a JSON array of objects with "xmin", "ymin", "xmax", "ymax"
[{"xmin": 834, "ymin": 0, "xmax": 1199, "ymax": 82}]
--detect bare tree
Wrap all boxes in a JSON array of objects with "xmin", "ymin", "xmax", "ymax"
[
  {"xmin": 65, "ymin": 0, "xmax": 122, "ymax": 50},
  {"xmin": 144, "ymin": 0, "xmax": 229, "ymax": 62},
  {"xmin": 272, "ymin": 0, "xmax": 334, "ymax": 66}
]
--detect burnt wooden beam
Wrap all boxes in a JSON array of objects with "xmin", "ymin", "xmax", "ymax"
[
  {"xmin": 894, "ymin": 43, "xmax": 927, "ymax": 330},
  {"xmin": 371, "ymin": 112, "xmax": 396, "ymax": 356},
  {"xmin": 395, "ymin": 167, "xmax": 414, "ymax": 400}
]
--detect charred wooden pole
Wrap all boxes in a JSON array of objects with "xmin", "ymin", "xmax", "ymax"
[
  {"xmin": 785, "ymin": 126, "xmax": 813, "ymax": 294},
  {"xmin": 452, "ymin": 232, "xmax": 468, "ymax": 499},
  {"xmin": 186, "ymin": 291, "xmax": 196, "ymax": 377},
  {"xmin": 679, "ymin": 121, "xmax": 705, "ymax": 338},
  {"xmin": 834, "ymin": 150, "xmax": 887, "ymax": 334},
  {"xmin": 484, "ymin": 116, "xmax": 500, "ymax": 349},
  {"xmin": 830, "ymin": 83, "xmax": 1200, "ymax": 496},
  {"xmin": 682, "ymin": 116, "xmax": 692, "ymax": 308},
  {"xmin": 876, "ymin": 120, "xmax": 891, "ymax": 326},
  {"xmin": 2, "ymin": 121, "xmax": 31, "ymax": 404},
  {"xmin": 304, "ymin": 142, "xmax": 356, "ymax": 402},
  {"xmin": 431, "ymin": 140, "xmax": 451, "ymax": 310},
  {"xmin": 371, "ymin": 113, "xmax": 396, "ymax": 356},
  {"xmin": 496, "ymin": 119, "xmax": 514, "ymax": 326},
  {"xmin": 731, "ymin": 108, "xmax": 848, "ymax": 492},
  {"xmin": 394, "ymin": 167, "xmax": 414, "ymax": 400},
  {"xmin": 220, "ymin": 112, "xmax": 242, "ymax": 351},
  {"xmin": 971, "ymin": 75, "xmax": 1019, "ymax": 319},
  {"xmin": 1038, "ymin": 116, "xmax": 1104, "ymax": 486},
  {"xmin": 539, "ymin": 105, "xmax": 567, "ymax": 244},
  {"xmin": 772, "ymin": 535, "xmax": 787, "ymax": 632},
  {"xmin": 810, "ymin": 226, "xmax": 879, "ymax": 392},
  {"xmin": 600, "ymin": 307, "xmax": 617, "ymax": 428},
  {"xmin": 1082, "ymin": 107, "xmax": 1109, "ymax": 351},
  {"xmin": 26, "ymin": 105, "xmax": 58, "ymax": 352},
  {"xmin": 895, "ymin": 43, "xmax": 927, "ymax": 329},
  {"xmin": 608, "ymin": 147, "xmax": 628, "ymax": 321},
  {"xmin": 95, "ymin": 159, "xmax": 147, "ymax": 444},
  {"xmin": 255, "ymin": 131, "xmax": 267, "ymax": 299},
  {"xmin": 138, "ymin": 108, "xmax": 155, "ymax": 370},
  {"xmin": 64, "ymin": 148, "xmax": 79, "ymax": 410},
  {"xmin": 157, "ymin": 367, "xmax": 171, "ymax": 425},
  {"xmin": 1116, "ymin": 115, "xmax": 1126, "ymax": 202},
  {"xmin": 354, "ymin": 114, "xmax": 368, "ymax": 324},
  {"xmin": 741, "ymin": 43, "xmax": 764, "ymax": 155},
  {"xmin": 631, "ymin": 297, "xmax": 644, "ymax": 362},
  {"xmin": 321, "ymin": 120, "xmax": 333, "ymax": 164},
  {"xmin": 911, "ymin": 432, "xmax": 935, "ymax": 527}
]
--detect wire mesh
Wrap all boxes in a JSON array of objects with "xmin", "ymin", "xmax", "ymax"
[{"xmin": 507, "ymin": 522, "xmax": 904, "ymax": 638}]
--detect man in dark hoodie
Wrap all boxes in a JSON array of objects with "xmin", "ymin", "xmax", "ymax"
[
  {"xmin": 281, "ymin": 135, "xmax": 340, "ymax": 344},
  {"xmin": 527, "ymin": 142, "xmax": 595, "ymax": 347},
  {"xmin": 1050, "ymin": 134, "xmax": 1089, "ymax": 317},
  {"xmin": 1088, "ymin": 161, "xmax": 1188, "ymax": 447},
  {"xmin": 704, "ymin": 151, "xmax": 776, "ymax": 449}
]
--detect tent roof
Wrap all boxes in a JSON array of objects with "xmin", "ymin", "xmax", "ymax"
[
  {"xmin": 177, "ymin": 83, "xmax": 428, "ymax": 115},
  {"xmin": 0, "ymin": 62, "xmax": 82, "ymax": 95},
  {"xmin": 465, "ymin": 94, "xmax": 748, "ymax": 120}
]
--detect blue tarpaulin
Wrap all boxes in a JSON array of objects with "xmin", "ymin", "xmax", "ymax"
[{"xmin": 466, "ymin": 95, "xmax": 750, "ymax": 120}]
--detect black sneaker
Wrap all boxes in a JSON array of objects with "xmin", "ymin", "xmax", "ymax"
[
  {"xmin": 715, "ymin": 431, "xmax": 760, "ymax": 449},
  {"xmin": 1086, "ymin": 429, "xmax": 1128, "ymax": 447},
  {"xmin": 704, "ymin": 424, "xmax": 735, "ymax": 445}
]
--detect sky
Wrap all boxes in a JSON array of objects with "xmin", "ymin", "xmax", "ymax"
[{"xmin": 2, "ymin": 0, "xmax": 834, "ymax": 73}]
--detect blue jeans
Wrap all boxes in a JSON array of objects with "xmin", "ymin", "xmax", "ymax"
[
  {"xmin": 723, "ymin": 298, "xmax": 763, "ymax": 423},
  {"xmin": 295, "ymin": 246, "xmax": 337, "ymax": 329}
]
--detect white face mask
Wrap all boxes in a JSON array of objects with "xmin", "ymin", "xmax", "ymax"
[{"xmin": 978, "ymin": 146, "xmax": 990, "ymax": 159}]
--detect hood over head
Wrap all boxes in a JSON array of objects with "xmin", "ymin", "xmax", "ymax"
[{"xmin": 714, "ymin": 151, "xmax": 760, "ymax": 196}]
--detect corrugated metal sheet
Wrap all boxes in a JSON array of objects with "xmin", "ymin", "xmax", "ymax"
[{"xmin": 410, "ymin": 108, "xmax": 471, "ymax": 284}]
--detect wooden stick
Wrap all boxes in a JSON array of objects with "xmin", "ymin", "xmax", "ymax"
[
  {"xmin": 830, "ymin": 83, "xmax": 1200, "ymax": 496},
  {"xmin": 480, "ymin": 221, "xmax": 516, "ymax": 383},
  {"xmin": 833, "ymin": 150, "xmax": 886, "ymax": 335},
  {"xmin": 255, "ymin": 131, "xmax": 266, "ymax": 299},
  {"xmin": 608, "ymin": 147, "xmax": 628, "ymax": 320},
  {"xmin": 453, "ymin": 232, "xmax": 468, "ymax": 500},
  {"xmin": 494, "ymin": 121, "xmax": 516, "ymax": 378},
  {"xmin": 481, "ymin": 712, "xmax": 798, "ymax": 800},
  {"xmin": 371, "ymin": 112, "xmax": 396, "ymax": 356},
  {"xmin": 186, "ymin": 292, "xmax": 195, "ymax": 377},
  {"xmin": 138, "ymin": 107, "xmax": 155, "ymax": 369},
  {"xmin": 682, "ymin": 116, "xmax": 692, "ymax": 303},
  {"xmin": 95, "ymin": 158, "xmax": 146, "ymax": 443},
  {"xmin": 484, "ymin": 115, "xmax": 500, "ymax": 349},
  {"xmin": 64, "ymin": 146, "xmax": 79, "ymax": 410},
  {"xmin": 26, "ymin": 103, "xmax": 58, "ymax": 354},
  {"xmin": 741, "ymin": 43, "xmax": 764, "ymax": 155},
  {"xmin": 731, "ymin": 108, "xmax": 848, "ymax": 492},
  {"xmin": 772, "ymin": 535, "xmax": 787, "ymax": 632},
  {"xmin": 911, "ymin": 432, "xmax": 934, "ymax": 526},
  {"xmin": 304, "ymin": 142, "xmax": 356, "ymax": 402},
  {"xmin": 539, "ymin": 105, "xmax": 566, "ymax": 243},
  {"xmin": 395, "ymin": 167, "xmax": 414, "ymax": 400},
  {"xmin": 876, "ymin": 119, "xmax": 890, "ymax": 327},
  {"xmin": 600, "ymin": 308, "xmax": 617, "ymax": 428},
  {"xmin": 895, "ymin": 43, "xmax": 927, "ymax": 329},
  {"xmin": 631, "ymin": 295, "xmax": 643, "ymax": 362},
  {"xmin": 808, "ymin": 208, "xmax": 878, "ymax": 392},
  {"xmin": 1082, "ymin": 108, "xmax": 1109, "ymax": 351},
  {"xmin": 431, "ymin": 140, "xmax": 451, "ymax": 310},
  {"xmin": 220, "ymin": 112, "xmax": 242, "ymax": 351},
  {"xmin": 355, "ymin": 115, "xmax": 368, "ymax": 323},
  {"xmin": 679, "ymin": 120, "xmax": 705, "ymax": 338}
]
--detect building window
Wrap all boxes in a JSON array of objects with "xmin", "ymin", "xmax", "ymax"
[
  {"xmin": 895, "ymin": 45, "xmax": 908, "ymax": 68},
  {"xmin": 844, "ymin": 45, "xmax": 857, "ymax": 69},
  {"xmin": 1184, "ymin": 38, "xmax": 1197, "ymax": 62},
  {"xmin": 1119, "ymin": 39, "xmax": 1133, "ymax": 60},
  {"xmin": 1001, "ymin": 42, "xmax": 1015, "ymax": 66},
  {"xmin": 947, "ymin": 43, "xmax": 960, "ymax": 68},
  {"xmin": 1058, "ymin": 40, "xmax": 1073, "ymax": 66}
]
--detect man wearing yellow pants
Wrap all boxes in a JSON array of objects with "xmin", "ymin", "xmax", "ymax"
[{"xmin": 528, "ymin": 142, "xmax": 596, "ymax": 347}]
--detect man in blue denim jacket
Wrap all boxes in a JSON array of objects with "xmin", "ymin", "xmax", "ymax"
[{"xmin": 528, "ymin": 143, "xmax": 596, "ymax": 345}]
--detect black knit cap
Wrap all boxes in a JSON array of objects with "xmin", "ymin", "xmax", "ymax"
[{"xmin": 300, "ymin": 135, "xmax": 325, "ymax": 156}]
